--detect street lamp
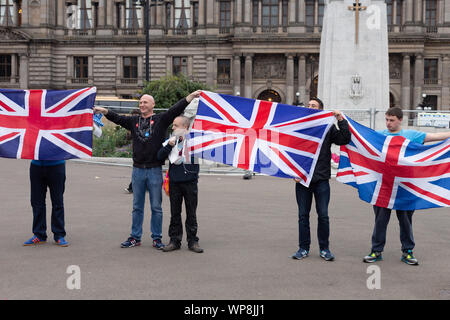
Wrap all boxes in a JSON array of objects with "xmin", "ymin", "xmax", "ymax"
[
  {"xmin": 135, "ymin": 0, "xmax": 165, "ymax": 82},
  {"xmin": 293, "ymin": 92, "xmax": 300, "ymax": 106}
]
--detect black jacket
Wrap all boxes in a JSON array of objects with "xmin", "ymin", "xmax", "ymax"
[
  {"xmin": 105, "ymin": 98, "xmax": 189, "ymax": 168},
  {"xmin": 311, "ymin": 119, "xmax": 351, "ymax": 183},
  {"xmin": 157, "ymin": 143, "xmax": 199, "ymax": 183}
]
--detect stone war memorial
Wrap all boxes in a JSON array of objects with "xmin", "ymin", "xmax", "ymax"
[{"xmin": 318, "ymin": 0, "xmax": 390, "ymax": 130}]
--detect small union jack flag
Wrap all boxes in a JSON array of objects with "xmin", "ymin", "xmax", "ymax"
[
  {"xmin": 187, "ymin": 91, "xmax": 335, "ymax": 186},
  {"xmin": 337, "ymin": 116, "xmax": 450, "ymax": 210},
  {"xmin": 0, "ymin": 87, "xmax": 96, "ymax": 160}
]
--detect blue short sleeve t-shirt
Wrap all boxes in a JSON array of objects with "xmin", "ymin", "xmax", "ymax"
[{"xmin": 378, "ymin": 129, "xmax": 426, "ymax": 144}]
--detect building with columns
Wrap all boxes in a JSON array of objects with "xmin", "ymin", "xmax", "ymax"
[{"xmin": 0, "ymin": 0, "xmax": 449, "ymax": 110}]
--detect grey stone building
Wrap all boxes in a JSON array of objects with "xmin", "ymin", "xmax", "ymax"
[{"xmin": 0, "ymin": 0, "xmax": 449, "ymax": 110}]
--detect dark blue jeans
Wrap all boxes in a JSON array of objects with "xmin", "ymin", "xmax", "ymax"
[
  {"xmin": 30, "ymin": 163, "xmax": 66, "ymax": 241},
  {"xmin": 295, "ymin": 180, "xmax": 330, "ymax": 251},
  {"xmin": 371, "ymin": 206, "xmax": 415, "ymax": 253}
]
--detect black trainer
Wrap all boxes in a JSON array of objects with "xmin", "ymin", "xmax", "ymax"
[{"xmin": 120, "ymin": 237, "xmax": 141, "ymax": 248}]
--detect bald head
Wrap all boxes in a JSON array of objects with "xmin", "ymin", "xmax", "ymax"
[{"xmin": 139, "ymin": 94, "xmax": 155, "ymax": 118}]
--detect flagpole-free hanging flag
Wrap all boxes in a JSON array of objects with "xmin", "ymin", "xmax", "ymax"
[
  {"xmin": 187, "ymin": 91, "xmax": 335, "ymax": 186},
  {"xmin": 0, "ymin": 87, "xmax": 96, "ymax": 160},
  {"xmin": 337, "ymin": 116, "xmax": 450, "ymax": 210}
]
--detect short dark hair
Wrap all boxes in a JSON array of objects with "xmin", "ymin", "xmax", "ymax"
[
  {"xmin": 385, "ymin": 107, "xmax": 403, "ymax": 120},
  {"xmin": 310, "ymin": 97, "xmax": 324, "ymax": 110}
]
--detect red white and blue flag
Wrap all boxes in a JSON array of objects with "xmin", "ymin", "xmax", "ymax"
[
  {"xmin": 0, "ymin": 87, "xmax": 96, "ymax": 160},
  {"xmin": 187, "ymin": 91, "xmax": 335, "ymax": 186},
  {"xmin": 337, "ymin": 116, "xmax": 450, "ymax": 210}
]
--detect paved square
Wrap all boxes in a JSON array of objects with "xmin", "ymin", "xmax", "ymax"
[{"xmin": 0, "ymin": 158, "xmax": 449, "ymax": 300}]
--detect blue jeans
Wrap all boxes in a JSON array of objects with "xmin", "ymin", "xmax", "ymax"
[
  {"xmin": 130, "ymin": 166, "xmax": 163, "ymax": 241},
  {"xmin": 295, "ymin": 180, "xmax": 331, "ymax": 251}
]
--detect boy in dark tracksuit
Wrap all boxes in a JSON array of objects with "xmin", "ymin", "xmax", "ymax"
[{"xmin": 157, "ymin": 116, "xmax": 203, "ymax": 253}]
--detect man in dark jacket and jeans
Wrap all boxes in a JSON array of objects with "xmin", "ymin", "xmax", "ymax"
[
  {"xmin": 94, "ymin": 91, "xmax": 201, "ymax": 249},
  {"xmin": 292, "ymin": 97, "xmax": 351, "ymax": 261},
  {"xmin": 157, "ymin": 115, "xmax": 202, "ymax": 253}
]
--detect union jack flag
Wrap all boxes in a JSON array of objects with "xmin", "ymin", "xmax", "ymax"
[
  {"xmin": 337, "ymin": 116, "xmax": 450, "ymax": 210},
  {"xmin": 187, "ymin": 91, "xmax": 335, "ymax": 186},
  {"xmin": 0, "ymin": 87, "xmax": 96, "ymax": 160}
]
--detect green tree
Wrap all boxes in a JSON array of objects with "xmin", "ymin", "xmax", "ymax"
[{"xmin": 140, "ymin": 74, "xmax": 212, "ymax": 111}]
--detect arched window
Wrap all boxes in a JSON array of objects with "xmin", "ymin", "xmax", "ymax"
[{"xmin": 0, "ymin": 0, "xmax": 14, "ymax": 26}]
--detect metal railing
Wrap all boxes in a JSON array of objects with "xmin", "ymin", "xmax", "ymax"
[
  {"xmin": 97, "ymin": 105, "xmax": 450, "ymax": 131},
  {"xmin": 338, "ymin": 108, "xmax": 450, "ymax": 131}
]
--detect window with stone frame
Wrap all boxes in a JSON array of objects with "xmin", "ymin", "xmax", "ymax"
[
  {"xmin": 386, "ymin": 0, "xmax": 394, "ymax": 25},
  {"xmin": 385, "ymin": 0, "xmax": 402, "ymax": 27},
  {"xmin": 74, "ymin": 56, "xmax": 89, "ymax": 81},
  {"xmin": 261, "ymin": 0, "xmax": 278, "ymax": 32},
  {"xmin": 78, "ymin": 0, "xmax": 93, "ymax": 30},
  {"xmin": 173, "ymin": 56, "xmax": 188, "ymax": 76},
  {"xmin": 125, "ymin": 0, "xmax": 142, "ymax": 30},
  {"xmin": 165, "ymin": 2, "xmax": 172, "ymax": 30},
  {"xmin": 192, "ymin": 1, "xmax": 199, "ymax": 31},
  {"xmin": 219, "ymin": 1, "xmax": 231, "ymax": 34},
  {"xmin": 174, "ymin": 0, "xmax": 190, "ymax": 35},
  {"xmin": 0, "ymin": 0, "xmax": 14, "ymax": 26},
  {"xmin": 252, "ymin": 0, "xmax": 258, "ymax": 31},
  {"xmin": 395, "ymin": 0, "xmax": 402, "ymax": 25},
  {"xmin": 0, "ymin": 54, "xmax": 11, "ymax": 81},
  {"xmin": 424, "ymin": 58, "xmax": 438, "ymax": 84},
  {"xmin": 425, "ymin": 0, "xmax": 437, "ymax": 26},
  {"xmin": 217, "ymin": 59, "xmax": 231, "ymax": 84},
  {"xmin": 123, "ymin": 57, "xmax": 138, "ymax": 79},
  {"xmin": 317, "ymin": 0, "xmax": 325, "ymax": 26},
  {"xmin": 305, "ymin": 0, "xmax": 314, "ymax": 30},
  {"xmin": 116, "ymin": 2, "xmax": 121, "ymax": 28},
  {"xmin": 281, "ymin": 0, "xmax": 288, "ymax": 30}
]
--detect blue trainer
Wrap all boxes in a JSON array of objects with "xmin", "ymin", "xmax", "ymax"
[
  {"xmin": 320, "ymin": 249, "xmax": 335, "ymax": 261},
  {"xmin": 152, "ymin": 239, "xmax": 165, "ymax": 250},
  {"xmin": 121, "ymin": 237, "xmax": 141, "ymax": 248},
  {"xmin": 292, "ymin": 248, "xmax": 309, "ymax": 260},
  {"xmin": 24, "ymin": 235, "xmax": 46, "ymax": 246},
  {"xmin": 55, "ymin": 237, "xmax": 69, "ymax": 247}
]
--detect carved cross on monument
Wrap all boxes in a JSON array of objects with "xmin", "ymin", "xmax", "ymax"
[{"xmin": 348, "ymin": 2, "xmax": 367, "ymax": 44}]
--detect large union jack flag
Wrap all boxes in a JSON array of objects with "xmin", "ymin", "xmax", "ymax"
[
  {"xmin": 337, "ymin": 116, "xmax": 450, "ymax": 210},
  {"xmin": 187, "ymin": 91, "xmax": 335, "ymax": 186},
  {"xmin": 0, "ymin": 87, "xmax": 96, "ymax": 160}
]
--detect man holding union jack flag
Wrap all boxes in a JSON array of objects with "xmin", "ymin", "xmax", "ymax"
[
  {"xmin": 362, "ymin": 107, "xmax": 450, "ymax": 265},
  {"xmin": 0, "ymin": 87, "xmax": 97, "ymax": 247},
  {"xmin": 291, "ymin": 98, "xmax": 351, "ymax": 262},
  {"xmin": 94, "ymin": 90, "xmax": 201, "ymax": 250}
]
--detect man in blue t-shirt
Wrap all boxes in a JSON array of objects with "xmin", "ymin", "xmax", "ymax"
[{"xmin": 363, "ymin": 107, "xmax": 450, "ymax": 265}]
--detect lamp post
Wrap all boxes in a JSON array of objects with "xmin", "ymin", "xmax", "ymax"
[
  {"xmin": 135, "ymin": 0, "xmax": 165, "ymax": 82},
  {"xmin": 294, "ymin": 91, "xmax": 300, "ymax": 106}
]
